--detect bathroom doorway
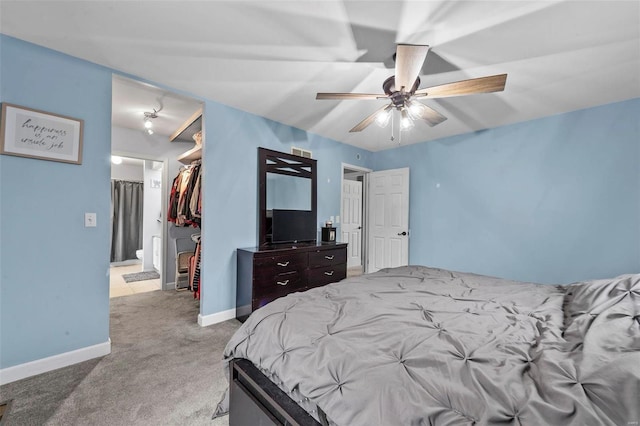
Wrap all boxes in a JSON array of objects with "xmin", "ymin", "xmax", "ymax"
[{"xmin": 109, "ymin": 154, "xmax": 165, "ymax": 298}]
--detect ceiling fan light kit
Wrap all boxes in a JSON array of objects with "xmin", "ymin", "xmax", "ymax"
[
  {"xmin": 400, "ymin": 109, "xmax": 414, "ymax": 131},
  {"xmin": 316, "ymin": 44, "xmax": 507, "ymax": 139},
  {"xmin": 406, "ymin": 100, "xmax": 425, "ymax": 121},
  {"xmin": 375, "ymin": 105, "xmax": 393, "ymax": 127}
]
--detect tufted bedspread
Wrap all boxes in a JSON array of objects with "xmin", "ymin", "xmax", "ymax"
[{"xmin": 218, "ymin": 265, "xmax": 640, "ymax": 425}]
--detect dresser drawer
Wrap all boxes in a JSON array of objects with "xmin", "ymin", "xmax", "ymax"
[
  {"xmin": 308, "ymin": 247, "xmax": 346, "ymax": 268},
  {"xmin": 254, "ymin": 252, "xmax": 307, "ymax": 269},
  {"xmin": 254, "ymin": 270, "xmax": 305, "ymax": 291},
  {"xmin": 253, "ymin": 273, "xmax": 304, "ymax": 310},
  {"xmin": 307, "ymin": 263, "xmax": 347, "ymax": 287}
]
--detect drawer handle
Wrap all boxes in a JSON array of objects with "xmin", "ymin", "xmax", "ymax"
[
  {"xmin": 324, "ymin": 255, "xmax": 335, "ymax": 260},
  {"xmin": 324, "ymin": 271, "xmax": 334, "ymax": 276},
  {"xmin": 277, "ymin": 261, "xmax": 290, "ymax": 267},
  {"xmin": 277, "ymin": 280, "xmax": 289, "ymax": 286}
]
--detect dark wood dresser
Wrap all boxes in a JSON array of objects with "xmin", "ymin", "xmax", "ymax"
[{"xmin": 236, "ymin": 242, "xmax": 347, "ymax": 321}]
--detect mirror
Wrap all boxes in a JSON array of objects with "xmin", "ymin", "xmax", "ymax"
[
  {"xmin": 266, "ymin": 173, "xmax": 312, "ymax": 211},
  {"xmin": 258, "ymin": 148, "xmax": 317, "ymax": 246}
]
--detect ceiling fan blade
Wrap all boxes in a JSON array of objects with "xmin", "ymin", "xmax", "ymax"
[
  {"xmin": 316, "ymin": 93, "xmax": 386, "ymax": 100},
  {"xmin": 407, "ymin": 101, "xmax": 447, "ymax": 127},
  {"xmin": 395, "ymin": 44, "xmax": 430, "ymax": 93},
  {"xmin": 349, "ymin": 104, "xmax": 392, "ymax": 133},
  {"xmin": 414, "ymin": 73, "xmax": 507, "ymax": 98}
]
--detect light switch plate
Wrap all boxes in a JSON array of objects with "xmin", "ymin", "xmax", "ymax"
[{"xmin": 85, "ymin": 212, "xmax": 97, "ymax": 227}]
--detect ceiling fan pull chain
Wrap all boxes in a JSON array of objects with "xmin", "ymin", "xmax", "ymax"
[{"xmin": 390, "ymin": 111, "xmax": 395, "ymax": 143}]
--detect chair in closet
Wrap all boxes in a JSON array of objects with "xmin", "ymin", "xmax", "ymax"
[{"xmin": 175, "ymin": 237, "xmax": 196, "ymax": 290}]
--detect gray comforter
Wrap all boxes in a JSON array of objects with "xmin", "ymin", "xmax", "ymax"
[{"xmin": 220, "ymin": 266, "xmax": 640, "ymax": 425}]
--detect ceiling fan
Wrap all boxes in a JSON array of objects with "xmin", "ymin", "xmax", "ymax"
[{"xmin": 316, "ymin": 44, "xmax": 507, "ymax": 133}]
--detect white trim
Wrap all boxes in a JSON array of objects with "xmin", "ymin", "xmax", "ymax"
[
  {"xmin": 198, "ymin": 308, "xmax": 236, "ymax": 327},
  {"xmin": 341, "ymin": 162, "xmax": 372, "ymax": 174},
  {"xmin": 0, "ymin": 339, "xmax": 111, "ymax": 385}
]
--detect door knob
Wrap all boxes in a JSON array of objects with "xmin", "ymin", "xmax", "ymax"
[
  {"xmin": 357, "ymin": 226, "xmax": 362, "ymax": 230},
  {"xmin": 398, "ymin": 231, "xmax": 407, "ymax": 236}
]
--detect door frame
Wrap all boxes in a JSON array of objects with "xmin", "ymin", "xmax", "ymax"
[
  {"xmin": 111, "ymin": 150, "xmax": 170, "ymax": 291},
  {"xmin": 340, "ymin": 163, "xmax": 372, "ymax": 274}
]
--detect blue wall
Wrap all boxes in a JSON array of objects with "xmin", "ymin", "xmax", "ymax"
[
  {"xmin": 201, "ymin": 102, "xmax": 370, "ymax": 315},
  {"xmin": 0, "ymin": 36, "xmax": 112, "ymax": 368},
  {"xmin": 372, "ymin": 98, "xmax": 640, "ymax": 284}
]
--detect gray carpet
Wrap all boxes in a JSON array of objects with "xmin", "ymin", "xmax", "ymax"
[
  {"xmin": 122, "ymin": 271, "xmax": 161, "ymax": 283},
  {"xmin": 0, "ymin": 290, "xmax": 241, "ymax": 425}
]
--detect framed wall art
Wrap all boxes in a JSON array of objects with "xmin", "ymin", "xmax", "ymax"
[{"xmin": 0, "ymin": 103, "xmax": 84, "ymax": 165}]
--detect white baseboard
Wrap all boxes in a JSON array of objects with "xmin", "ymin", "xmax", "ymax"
[
  {"xmin": 0, "ymin": 339, "xmax": 111, "ymax": 385},
  {"xmin": 198, "ymin": 308, "xmax": 236, "ymax": 327}
]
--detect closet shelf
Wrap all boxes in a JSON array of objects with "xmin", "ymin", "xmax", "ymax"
[
  {"xmin": 177, "ymin": 145, "xmax": 202, "ymax": 164},
  {"xmin": 170, "ymin": 108, "xmax": 203, "ymax": 143},
  {"xmin": 173, "ymin": 106, "xmax": 203, "ymax": 164}
]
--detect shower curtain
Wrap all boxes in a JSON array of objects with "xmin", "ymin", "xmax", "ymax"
[{"xmin": 111, "ymin": 180, "xmax": 144, "ymax": 262}]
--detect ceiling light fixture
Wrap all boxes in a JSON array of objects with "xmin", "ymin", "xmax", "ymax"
[
  {"xmin": 143, "ymin": 108, "xmax": 159, "ymax": 134},
  {"xmin": 111, "ymin": 155, "xmax": 123, "ymax": 165},
  {"xmin": 375, "ymin": 105, "xmax": 393, "ymax": 128},
  {"xmin": 406, "ymin": 100, "xmax": 426, "ymax": 121},
  {"xmin": 400, "ymin": 109, "xmax": 414, "ymax": 131}
]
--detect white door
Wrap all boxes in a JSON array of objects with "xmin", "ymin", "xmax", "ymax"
[
  {"xmin": 341, "ymin": 179, "xmax": 363, "ymax": 268},
  {"xmin": 367, "ymin": 168, "xmax": 409, "ymax": 273}
]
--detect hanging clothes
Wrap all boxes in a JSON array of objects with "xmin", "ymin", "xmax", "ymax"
[
  {"xmin": 190, "ymin": 237, "xmax": 202, "ymax": 300},
  {"xmin": 168, "ymin": 160, "xmax": 201, "ymax": 228},
  {"xmin": 170, "ymin": 163, "xmax": 203, "ymax": 299}
]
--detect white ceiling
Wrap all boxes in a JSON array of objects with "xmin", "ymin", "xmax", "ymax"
[
  {"xmin": 1, "ymin": 1, "xmax": 639, "ymax": 152},
  {"xmin": 112, "ymin": 76, "xmax": 203, "ymax": 142}
]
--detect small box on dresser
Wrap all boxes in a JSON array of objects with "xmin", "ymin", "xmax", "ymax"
[{"xmin": 236, "ymin": 243, "xmax": 347, "ymax": 322}]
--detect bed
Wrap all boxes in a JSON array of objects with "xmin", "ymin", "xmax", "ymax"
[{"xmin": 214, "ymin": 265, "xmax": 640, "ymax": 425}]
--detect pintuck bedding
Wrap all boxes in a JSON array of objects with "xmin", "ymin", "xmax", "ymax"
[{"xmin": 217, "ymin": 265, "xmax": 640, "ymax": 425}]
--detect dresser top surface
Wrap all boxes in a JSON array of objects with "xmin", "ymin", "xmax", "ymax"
[{"xmin": 239, "ymin": 242, "xmax": 347, "ymax": 255}]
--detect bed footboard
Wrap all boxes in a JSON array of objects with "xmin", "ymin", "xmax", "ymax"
[{"xmin": 229, "ymin": 358, "xmax": 321, "ymax": 426}]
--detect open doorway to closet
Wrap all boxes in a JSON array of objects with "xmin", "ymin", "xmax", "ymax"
[{"xmin": 110, "ymin": 75, "xmax": 203, "ymax": 305}]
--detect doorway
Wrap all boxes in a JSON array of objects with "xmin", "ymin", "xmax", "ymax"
[
  {"xmin": 110, "ymin": 75, "xmax": 203, "ymax": 324},
  {"xmin": 109, "ymin": 154, "xmax": 166, "ymax": 298},
  {"xmin": 341, "ymin": 165, "xmax": 411, "ymax": 275},
  {"xmin": 341, "ymin": 163, "xmax": 372, "ymax": 276}
]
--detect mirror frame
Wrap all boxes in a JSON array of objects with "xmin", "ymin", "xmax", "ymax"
[{"xmin": 258, "ymin": 147, "xmax": 317, "ymax": 246}]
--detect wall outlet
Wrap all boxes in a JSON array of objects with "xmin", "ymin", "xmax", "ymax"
[{"xmin": 85, "ymin": 212, "xmax": 97, "ymax": 227}]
